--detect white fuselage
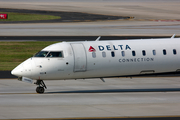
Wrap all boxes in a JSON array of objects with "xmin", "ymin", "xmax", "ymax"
[{"xmin": 11, "ymin": 38, "xmax": 180, "ymax": 80}]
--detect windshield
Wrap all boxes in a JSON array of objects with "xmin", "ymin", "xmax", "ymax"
[
  {"xmin": 47, "ymin": 51, "xmax": 63, "ymax": 57},
  {"xmin": 34, "ymin": 51, "xmax": 48, "ymax": 57}
]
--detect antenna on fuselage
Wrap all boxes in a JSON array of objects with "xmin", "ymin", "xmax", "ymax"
[
  {"xmin": 100, "ymin": 78, "xmax": 105, "ymax": 82},
  {"xmin": 95, "ymin": 36, "xmax": 101, "ymax": 41},
  {"xmin": 171, "ymin": 34, "xmax": 176, "ymax": 38}
]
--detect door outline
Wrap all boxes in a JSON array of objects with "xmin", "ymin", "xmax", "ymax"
[{"xmin": 71, "ymin": 43, "xmax": 87, "ymax": 72}]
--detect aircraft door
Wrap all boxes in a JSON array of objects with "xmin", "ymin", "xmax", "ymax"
[{"xmin": 71, "ymin": 43, "xmax": 87, "ymax": 72}]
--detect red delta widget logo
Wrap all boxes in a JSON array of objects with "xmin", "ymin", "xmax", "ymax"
[{"xmin": 88, "ymin": 46, "xmax": 96, "ymax": 52}]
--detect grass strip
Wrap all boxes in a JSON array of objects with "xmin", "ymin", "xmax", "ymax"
[
  {"xmin": 0, "ymin": 41, "xmax": 58, "ymax": 71},
  {"xmin": 0, "ymin": 12, "xmax": 61, "ymax": 21}
]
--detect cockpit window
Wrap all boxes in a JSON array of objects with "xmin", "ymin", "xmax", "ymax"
[
  {"xmin": 47, "ymin": 51, "xmax": 63, "ymax": 57},
  {"xmin": 34, "ymin": 51, "xmax": 48, "ymax": 57}
]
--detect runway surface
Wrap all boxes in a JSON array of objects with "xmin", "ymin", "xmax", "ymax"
[
  {"xmin": 0, "ymin": 36, "xmax": 172, "ymax": 42},
  {"xmin": 1, "ymin": 0, "xmax": 180, "ymax": 19},
  {"xmin": 0, "ymin": 21, "xmax": 180, "ymax": 36},
  {"xmin": 0, "ymin": 77, "xmax": 180, "ymax": 119},
  {"xmin": 0, "ymin": 8, "xmax": 128, "ymax": 24},
  {"xmin": 0, "ymin": 0, "xmax": 180, "ymax": 36}
]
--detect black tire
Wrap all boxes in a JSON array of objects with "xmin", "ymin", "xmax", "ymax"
[{"xmin": 36, "ymin": 87, "xmax": 45, "ymax": 94}]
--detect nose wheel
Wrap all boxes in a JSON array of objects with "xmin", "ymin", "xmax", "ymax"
[
  {"xmin": 36, "ymin": 87, "xmax": 44, "ymax": 94},
  {"xmin": 34, "ymin": 80, "xmax": 47, "ymax": 94}
]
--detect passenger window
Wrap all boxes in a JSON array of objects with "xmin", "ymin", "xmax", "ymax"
[
  {"xmin": 92, "ymin": 52, "xmax": 96, "ymax": 58},
  {"xmin": 47, "ymin": 51, "xmax": 63, "ymax": 57},
  {"xmin": 132, "ymin": 51, "xmax": 136, "ymax": 56},
  {"xmin": 173, "ymin": 49, "xmax": 177, "ymax": 55},
  {"xmin": 121, "ymin": 51, "xmax": 125, "ymax": 57},
  {"xmin": 111, "ymin": 51, "xmax": 115, "ymax": 57},
  {"xmin": 34, "ymin": 51, "xmax": 48, "ymax": 57},
  {"xmin": 163, "ymin": 49, "xmax": 167, "ymax": 55},
  {"xmin": 102, "ymin": 52, "xmax": 106, "ymax": 57},
  {"xmin": 152, "ymin": 50, "xmax": 156, "ymax": 55},
  {"xmin": 142, "ymin": 50, "xmax": 146, "ymax": 56}
]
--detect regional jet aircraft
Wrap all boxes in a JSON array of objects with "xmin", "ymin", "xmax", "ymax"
[{"xmin": 11, "ymin": 35, "xmax": 180, "ymax": 93}]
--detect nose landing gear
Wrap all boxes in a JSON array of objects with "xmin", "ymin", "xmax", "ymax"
[{"xmin": 34, "ymin": 80, "xmax": 47, "ymax": 94}]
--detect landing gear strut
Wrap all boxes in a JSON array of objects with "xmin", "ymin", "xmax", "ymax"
[{"xmin": 34, "ymin": 80, "xmax": 47, "ymax": 94}]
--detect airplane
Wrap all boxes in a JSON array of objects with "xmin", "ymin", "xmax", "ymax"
[{"xmin": 11, "ymin": 35, "xmax": 180, "ymax": 93}]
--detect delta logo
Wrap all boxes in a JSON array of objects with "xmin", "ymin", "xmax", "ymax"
[
  {"xmin": 88, "ymin": 46, "xmax": 96, "ymax": 52},
  {"xmin": 88, "ymin": 44, "xmax": 131, "ymax": 52}
]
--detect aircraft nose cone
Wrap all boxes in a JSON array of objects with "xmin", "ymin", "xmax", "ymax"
[
  {"xmin": 11, "ymin": 63, "xmax": 24, "ymax": 77},
  {"xmin": 11, "ymin": 58, "xmax": 33, "ymax": 78}
]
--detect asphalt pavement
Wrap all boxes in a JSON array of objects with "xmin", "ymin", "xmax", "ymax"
[
  {"xmin": 0, "ymin": 8, "xmax": 130, "ymax": 23},
  {"xmin": 1, "ymin": 78, "xmax": 180, "ymax": 119}
]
